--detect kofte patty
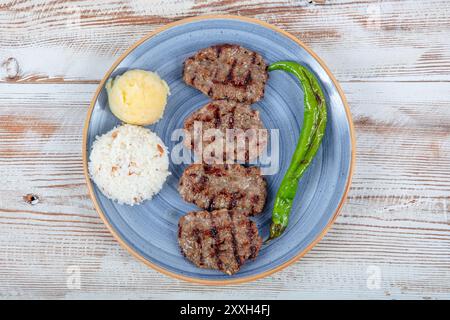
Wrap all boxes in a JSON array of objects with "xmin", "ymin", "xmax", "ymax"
[
  {"xmin": 183, "ymin": 44, "xmax": 268, "ymax": 103},
  {"xmin": 178, "ymin": 209, "xmax": 263, "ymax": 275},
  {"xmin": 183, "ymin": 100, "xmax": 268, "ymax": 162},
  {"xmin": 178, "ymin": 164, "xmax": 267, "ymax": 216}
]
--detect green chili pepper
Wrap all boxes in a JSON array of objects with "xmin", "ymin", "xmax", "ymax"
[
  {"xmin": 293, "ymin": 69, "xmax": 327, "ymax": 180},
  {"xmin": 267, "ymin": 61, "xmax": 327, "ymax": 240}
]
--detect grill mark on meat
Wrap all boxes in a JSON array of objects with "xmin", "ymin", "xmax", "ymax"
[
  {"xmin": 178, "ymin": 210, "xmax": 262, "ymax": 275},
  {"xmin": 227, "ymin": 59, "xmax": 237, "ymax": 84},
  {"xmin": 207, "ymin": 196, "xmax": 215, "ymax": 211},
  {"xmin": 199, "ymin": 175, "xmax": 208, "ymax": 185},
  {"xmin": 213, "ymin": 107, "xmax": 221, "ymax": 128},
  {"xmin": 244, "ymin": 72, "xmax": 252, "ymax": 86},
  {"xmin": 180, "ymin": 223, "xmax": 243, "ymax": 238},
  {"xmin": 250, "ymin": 245, "xmax": 257, "ymax": 260},
  {"xmin": 193, "ymin": 227, "xmax": 204, "ymax": 266},
  {"xmin": 179, "ymin": 164, "xmax": 267, "ymax": 216},
  {"xmin": 227, "ymin": 210, "xmax": 242, "ymax": 267},
  {"xmin": 210, "ymin": 213, "xmax": 224, "ymax": 271},
  {"xmin": 183, "ymin": 100, "xmax": 268, "ymax": 162},
  {"xmin": 246, "ymin": 220, "xmax": 257, "ymax": 259},
  {"xmin": 189, "ymin": 224, "xmax": 244, "ymax": 237}
]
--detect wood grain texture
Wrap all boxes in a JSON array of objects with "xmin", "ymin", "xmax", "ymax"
[
  {"xmin": 1, "ymin": 0, "xmax": 450, "ymax": 82},
  {"xmin": 0, "ymin": 0, "xmax": 449, "ymax": 299}
]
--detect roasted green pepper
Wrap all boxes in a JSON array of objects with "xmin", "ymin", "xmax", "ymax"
[{"xmin": 268, "ymin": 61, "xmax": 328, "ymax": 240}]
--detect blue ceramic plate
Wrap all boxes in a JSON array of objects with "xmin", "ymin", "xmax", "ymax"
[{"xmin": 83, "ymin": 15, "xmax": 355, "ymax": 284}]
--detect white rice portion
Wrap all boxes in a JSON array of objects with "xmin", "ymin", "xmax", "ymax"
[{"xmin": 88, "ymin": 124, "xmax": 170, "ymax": 205}]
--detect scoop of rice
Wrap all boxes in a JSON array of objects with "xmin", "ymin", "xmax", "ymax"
[{"xmin": 88, "ymin": 124, "xmax": 170, "ymax": 205}]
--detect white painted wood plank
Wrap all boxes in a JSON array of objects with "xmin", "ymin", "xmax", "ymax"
[
  {"xmin": 0, "ymin": 82, "xmax": 448, "ymax": 299},
  {"xmin": 0, "ymin": 0, "xmax": 450, "ymax": 82}
]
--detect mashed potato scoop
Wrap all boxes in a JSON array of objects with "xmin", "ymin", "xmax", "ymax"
[{"xmin": 106, "ymin": 69, "xmax": 170, "ymax": 125}]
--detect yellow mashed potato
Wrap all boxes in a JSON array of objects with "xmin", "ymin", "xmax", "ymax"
[{"xmin": 105, "ymin": 69, "xmax": 170, "ymax": 125}]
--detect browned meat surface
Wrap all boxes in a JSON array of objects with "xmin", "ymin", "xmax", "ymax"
[
  {"xmin": 183, "ymin": 100, "xmax": 268, "ymax": 162},
  {"xmin": 178, "ymin": 209, "xmax": 262, "ymax": 275},
  {"xmin": 183, "ymin": 44, "xmax": 268, "ymax": 103},
  {"xmin": 178, "ymin": 164, "xmax": 267, "ymax": 216}
]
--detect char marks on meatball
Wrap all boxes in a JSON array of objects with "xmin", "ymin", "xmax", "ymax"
[
  {"xmin": 178, "ymin": 209, "xmax": 263, "ymax": 275},
  {"xmin": 178, "ymin": 164, "xmax": 267, "ymax": 216},
  {"xmin": 183, "ymin": 100, "xmax": 268, "ymax": 162},
  {"xmin": 183, "ymin": 44, "xmax": 268, "ymax": 104}
]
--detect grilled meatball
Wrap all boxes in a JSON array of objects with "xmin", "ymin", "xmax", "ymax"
[
  {"xmin": 183, "ymin": 44, "xmax": 268, "ymax": 103},
  {"xmin": 178, "ymin": 164, "xmax": 267, "ymax": 216},
  {"xmin": 178, "ymin": 209, "xmax": 262, "ymax": 275},
  {"xmin": 183, "ymin": 100, "xmax": 268, "ymax": 162}
]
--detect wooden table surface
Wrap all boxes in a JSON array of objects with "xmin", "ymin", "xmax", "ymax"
[{"xmin": 0, "ymin": 0, "xmax": 449, "ymax": 300}]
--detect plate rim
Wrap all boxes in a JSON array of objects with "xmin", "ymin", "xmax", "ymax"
[{"xmin": 82, "ymin": 14, "xmax": 356, "ymax": 285}]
